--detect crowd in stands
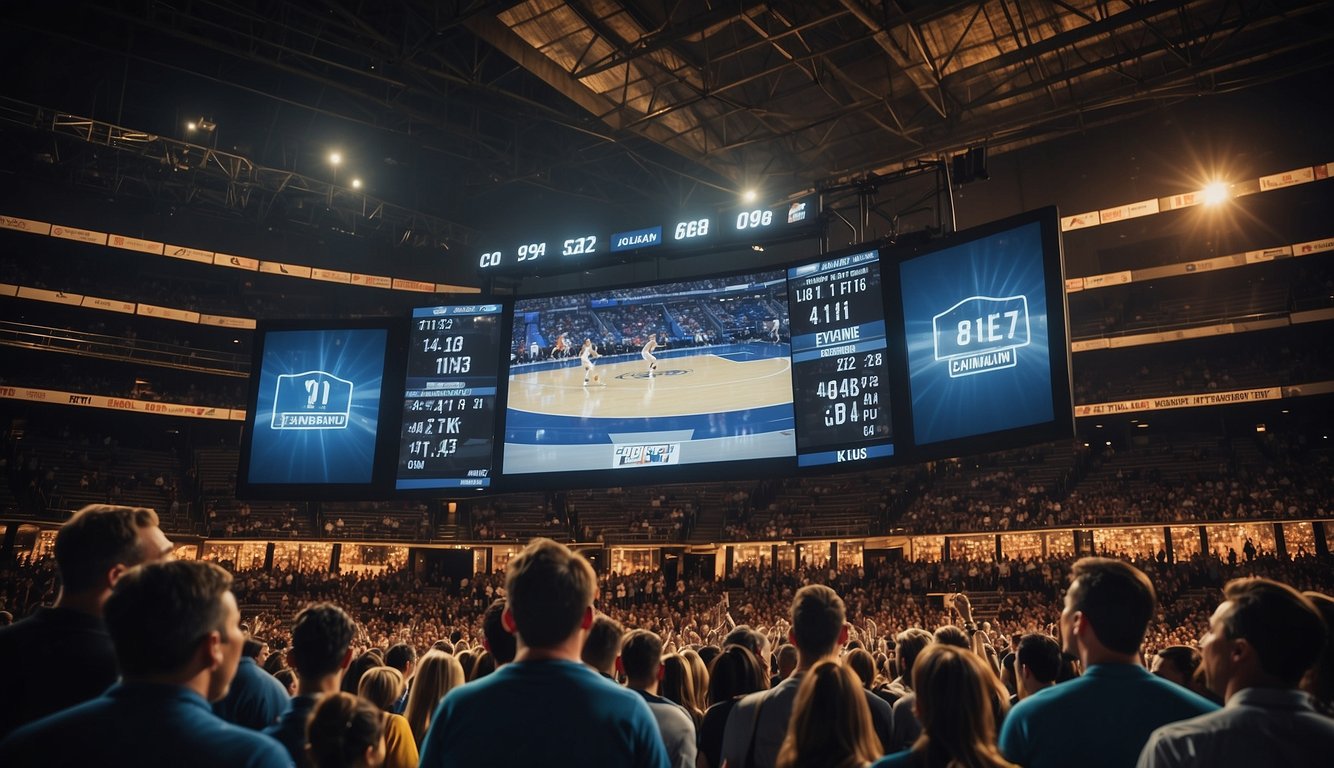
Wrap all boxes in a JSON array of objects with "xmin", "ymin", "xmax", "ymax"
[{"xmin": 2, "ymin": 506, "xmax": 1333, "ymax": 767}]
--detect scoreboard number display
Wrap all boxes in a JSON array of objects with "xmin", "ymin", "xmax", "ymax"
[
  {"xmin": 395, "ymin": 304, "xmax": 504, "ymax": 490},
  {"xmin": 787, "ymin": 249, "xmax": 895, "ymax": 467}
]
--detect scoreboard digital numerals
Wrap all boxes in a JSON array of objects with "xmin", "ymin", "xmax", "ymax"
[
  {"xmin": 396, "ymin": 304, "xmax": 504, "ymax": 490},
  {"xmin": 787, "ymin": 250, "xmax": 894, "ymax": 467}
]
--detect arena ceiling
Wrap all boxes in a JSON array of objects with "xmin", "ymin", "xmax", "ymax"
[{"xmin": 2, "ymin": 0, "xmax": 1331, "ymax": 243}]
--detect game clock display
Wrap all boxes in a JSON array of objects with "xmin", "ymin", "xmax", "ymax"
[
  {"xmin": 395, "ymin": 304, "xmax": 505, "ymax": 490},
  {"xmin": 788, "ymin": 249, "xmax": 894, "ymax": 467}
]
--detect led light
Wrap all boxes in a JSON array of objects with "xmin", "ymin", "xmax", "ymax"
[
  {"xmin": 1202, "ymin": 181, "xmax": 1229, "ymax": 206},
  {"xmin": 351, "ymin": 178, "xmax": 362, "ymax": 189},
  {"xmin": 329, "ymin": 152, "xmax": 342, "ymax": 166},
  {"xmin": 742, "ymin": 189, "xmax": 757, "ymax": 203}
]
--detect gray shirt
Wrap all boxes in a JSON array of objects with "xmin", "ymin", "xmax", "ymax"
[
  {"xmin": 720, "ymin": 673, "xmax": 893, "ymax": 768},
  {"xmin": 1137, "ymin": 687, "xmax": 1334, "ymax": 768},
  {"xmin": 635, "ymin": 690, "xmax": 698, "ymax": 768}
]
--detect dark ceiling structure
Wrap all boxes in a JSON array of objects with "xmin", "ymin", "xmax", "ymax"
[{"xmin": 1, "ymin": 0, "xmax": 1331, "ymax": 253}]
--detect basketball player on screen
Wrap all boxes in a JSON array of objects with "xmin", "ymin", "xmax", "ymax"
[
  {"xmin": 552, "ymin": 333, "xmax": 569, "ymax": 359},
  {"xmin": 642, "ymin": 334, "xmax": 661, "ymax": 378},
  {"xmin": 580, "ymin": 338, "xmax": 602, "ymax": 385}
]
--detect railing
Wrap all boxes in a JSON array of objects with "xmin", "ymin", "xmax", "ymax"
[{"xmin": 0, "ymin": 320, "xmax": 249, "ymax": 376}]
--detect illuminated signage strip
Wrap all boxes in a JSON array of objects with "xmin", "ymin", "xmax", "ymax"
[
  {"xmin": 0, "ymin": 212, "xmax": 480, "ymax": 294},
  {"xmin": 3, "ymin": 277, "xmax": 255, "ymax": 329},
  {"xmin": 0, "ymin": 385, "xmax": 243, "ymax": 420},
  {"xmin": 1066, "ymin": 234, "xmax": 1332, "ymax": 294},
  {"xmin": 1061, "ymin": 161, "xmax": 1332, "ymax": 233},
  {"xmin": 1074, "ymin": 386, "xmax": 1283, "ymax": 417}
]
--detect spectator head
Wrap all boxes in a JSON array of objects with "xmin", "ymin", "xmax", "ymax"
[
  {"xmin": 722, "ymin": 625, "xmax": 769, "ymax": 662},
  {"xmin": 341, "ymin": 651, "xmax": 385, "ymax": 695},
  {"xmin": 1016, "ymin": 633, "xmax": 1062, "ymax": 699},
  {"xmin": 844, "ymin": 648, "xmax": 876, "ymax": 689},
  {"xmin": 789, "ymin": 585, "xmax": 848, "ymax": 659},
  {"xmin": 933, "ymin": 625, "xmax": 970, "ymax": 649},
  {"xmin": 775, "ymin": 660, "xmax": 880, "ymax": 768},
  {"xmin": 357, "ymin": 666, "xmax": 405, "ymax": 712},
  {"xmin": 680, "ymin": 649, "xmax": 710, "ymax": 705},
  {"xmin": 502, "ymin": 538, "xmax": 597, "ymax": 652},
  {"xmin": 910, "ymin": 644, "xmax": 1011, "ymax": 765},
  {"xmin": 1203, "ymin": 578, "xmax": 1327, "ymax": 700},
  {"xmin": 706, "ymin": 644, "xmax": 768, "ymax": 706},
  {"xmin": 288, "ymin": 603, "xmax": 357, "ymax": 682},
  {"xmin": 581, "ymin": 614, "xmax": 624, "ymax": 675},
  {"xmin": 55, "ymin": 504, "xmax": 172, "ymax": 601},
  {"xmin": 274, "ymin": 668, "xmax": 298, "ymax": 696},
  {"xmin": 619, "ymin": 629, "xmax": 664, "ymax": 688},
  {"xmin": 661, "ymin": 653, "xmax": 702, "ymax": 717},
  {"xmin": 481, "ymin": 598, "xmax": 515, "ymax": 664},
  {"xmin": 1300, "ymin": 591, "xmax": 1334, "ymax": 713},
  {"xmin": 894, "ymin": 628, "xmax": 934, "ymax": 686},
  {"xmin": 430, "ymin": 640, "xmax": 454, "ymax": 655},
  {"xmin": 1150, "ymin": 645, "xmax": 1201, "ymax": 688},
  {"xmin": 0, "ymin": 610, "xmax": 12, "ymax": 627},
  {"xmin": 102, "ymin": 560, "xmax": 240, "ymax": 702},
  {"xmin": 306, "ymin": 692, "xmax": 386, "ymax": 768},
  {"xmin": 384, "ymin": 643, "xmax": 417, "ymax": 679},
  {"xmin": 697, "ymin": 645, "xmax": 722, "ymax": 668},
  {"xmin": 403, "ymin": 651, "xmax": 467, "ymax": 746},
  {"xmin": 472, "ymin": 651, "xmax": 496, "ymax": 680},
  {"xmin": 775, "ymin": 643, "xmax": 798, "ymax": 679},
  {"xmin": 1062, "ymin": 557, "xmax": 1156, "ymax": 659}
]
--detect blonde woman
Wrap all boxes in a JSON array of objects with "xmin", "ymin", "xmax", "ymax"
[
  {"xmin": 358, "ymin": 666, "xmax": 419, "ymax": 768},
  {"xmin": 403, "ymin": 651, "xmax": 467, "ymax": 747},
  {"xmin": 872, "ymin": 644, "xmax": 1015, "ymax": 768},
  {"xmin": 776, "ymin": 660, "xmax": 883, "ymax": 768}
]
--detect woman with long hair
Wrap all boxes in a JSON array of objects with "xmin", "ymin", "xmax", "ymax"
[
  {"xmin": 659, "ymin": 653, "xmax": 704, "ymax": 727},
  {"xmin": 357, "ymin": 666, "xmax": 419, "ymax": 768},
  {"xmin": 776, "ymin": 660, "xmax": 883, "ymax": 768},
  {"xmin": 306, "ymin": 692, "xmax": 386, "ymax": 768},
  {"xmin": 680, "ymin": 648, "xmax": 711, "ymax": 714},
  {"xmin": 699, "ymin": 645, "xmax": 770, "ymax": 768},
  {"xmin": 872, "ymin": 644, "xmax": 1015, "ymax": 768},
  {"xmin": 402, "ymin": 650, "xmax": 467, "ymax": 747}
]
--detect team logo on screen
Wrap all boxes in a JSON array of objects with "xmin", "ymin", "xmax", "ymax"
[
  {"xmin": 612, "ymin": 443, "xmax": 681, "ymax": 468},
  {"xmin": 932, "ymin": 295, "xmax": 1031, "ymax": 378},
  {"xmin": 272, "ymin": 371, "xmax": 354, "ymax": 430}
]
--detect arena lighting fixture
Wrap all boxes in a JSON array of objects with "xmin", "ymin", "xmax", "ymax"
[
  {"xmin": 186, "ymin": 118, "xmax": 216, "ymax": 133},
  {"xmin": 351, "ymin": 178, "xmax": 362, "ymax": 189},
  {"xmin": 1202, "ymin": 181, "xmax": 1230, "ymax": 206},
  {"xmin": 1256, "ymin": 424, "xmax": 1266, "ymax": 433},
  {"xmin": 328, "ymin": 151, "xmax": 342, "ymax": 166},
  {"xmin": 742, "ymin": 189, "xmax": 758, "ymax": 203}
]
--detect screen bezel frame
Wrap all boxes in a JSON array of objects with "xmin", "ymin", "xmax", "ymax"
[
  {"xmin": 393, "ymin": 297, "xmax": 516, "ymax": 498},
  {"xmin": 236, "ymin": 316, "xmax": 407, "ymax": 501},
  {"xmin": 493, "ymin": 264, "xmax": 798, "ymax": 492},
  {"xmin": 880, "ymin": 205, "xmax": 1075, "ymax": 464}
]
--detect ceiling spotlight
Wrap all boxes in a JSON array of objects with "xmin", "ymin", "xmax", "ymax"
[
  {"xmin": 186, "ymin": 118, "xmax": 216, "ymax": 133},
  {"xmin": 751, "ymin": 244, "xmax": 764, "ymax": 252},
  {"xmin": 186, "ymin": 121, "xmax": 197, "ymax": 131},
  {"xmin": 742, "ymin": 189, "xmax": 758, "ymax": 203},
  {"xmin": 351, "ymin": 178, "xmax": 362, "ymax": 189},
  {"xmin": 329, "ymin": 151, "xmax": 342, "ymax": 166},
  {"xmin": 1202, "ymin": 181, "xmax": 1229, "ymax": 206}
]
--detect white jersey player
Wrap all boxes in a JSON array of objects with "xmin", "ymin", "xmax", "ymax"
[
  {"xmin": 580, "ymin": 339, "xmax": 600, "ymax": 385},
  {"xmin": 642, "ymin": 335, "xmax": 661, "ymax": 377}
]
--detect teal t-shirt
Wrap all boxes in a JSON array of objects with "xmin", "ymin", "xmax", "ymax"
[{"xmin": 419, "ymin": 659, "xmax": 669, "ymax": 768}]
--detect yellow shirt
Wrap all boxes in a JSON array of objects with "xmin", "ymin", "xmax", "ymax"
[{"xmin": 384, "ymin": 712, "xmax": 420, "ymax": 768}]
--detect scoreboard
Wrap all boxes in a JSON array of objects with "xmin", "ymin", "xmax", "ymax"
[
  {"xmin": 239, "ymin": 207, "xmax": 1070, "ymax": 497},
  {"xmin": 788, "ymin": 249, "xmax": 894, "ymax": 467},
  {"xmin": 475, "ymin": 195, "xmax": 819, "ymax": 274},
  {"xmin": 395, "ymin": 303, "xmax": 505, "ymax": 490}
]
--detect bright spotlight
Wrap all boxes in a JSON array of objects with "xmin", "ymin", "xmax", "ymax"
[
  {"xmin": 186, "ymin": 121, "xmax": 197, "ymax": 132},
  {"xmin": 351, "ymin": 178, "xmax": 362, "ymax": 189},
  {"xmin": 742, "ymin": 189, "xmax": 757, "ymax": 203},
  {"xmin": 329, "ymin": 152, "xmax": 342, "ymax": 166},
  {"xmin": 1202, "ymin": 181, "xmax": 1229, "ymax": 206}
]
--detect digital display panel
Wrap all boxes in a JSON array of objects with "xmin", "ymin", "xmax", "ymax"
[
  {"xmin": 245, "ymin": 328, "xmax": 388, "ymax": 485},
  {"xmin": 898, "ymin": 219, "xmax": 1055, "ymax": 445},
  {"xmin": 503, "ymin": 271, "xmax": 795, "ymax": 477},
  {"xmin": 787, "ymin": 249, "xmax": 894, "ymax": 467},
  {"xmin": 396, "ymin": 304, "xmax": 505, "ymax": 490}
]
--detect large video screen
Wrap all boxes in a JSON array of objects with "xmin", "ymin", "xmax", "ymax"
[
  {"xmin": 242, "ymin": 327, "xmax": 390, "ymax": 488},
  {"xmin": 897, "ymin": 213, "xmax": 1065, "ymax": 447},
  {"xmin": 788, "ymin": 248, "xmax": 895, "ymax": 467},
  {"xmin": 396, "ymin": 303, "xmax": 507, "ymax": 491},
  {"xmin": 502, "ymin": 271, "xmax": 795, "ymax": 480}
]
